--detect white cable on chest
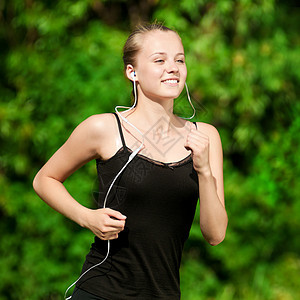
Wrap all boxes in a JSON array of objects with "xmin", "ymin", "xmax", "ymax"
[{"xmin": 64, "ymin": 87, "xmax": 144, "ymax": 299}]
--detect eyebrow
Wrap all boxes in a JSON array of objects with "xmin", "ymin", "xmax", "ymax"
[{"xmin": 148, "ymin": 52, "xmax": 185, "ymax": 58}]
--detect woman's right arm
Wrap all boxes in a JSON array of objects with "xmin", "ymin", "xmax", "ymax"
[{"xmin": 33, "ymin": 114, "xmax": 127, "ymax": 240}]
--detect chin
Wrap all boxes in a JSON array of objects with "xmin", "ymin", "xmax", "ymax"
[
  {"xmin": 162, "ymin": 89, "xmax": 183, "ymax": 99},
  {"xmin": 167, "ymin": 91, "xmax": 183, "ymax": 99},
  {"xmin": 146, "ymin": 90, "xmax": 183, "ymax": 102},
  {"xmin": 160, "ymin": 93, "xmax": 180, "ymax": 100}
]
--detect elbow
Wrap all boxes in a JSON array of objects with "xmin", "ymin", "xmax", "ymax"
[
  {"xmin": 207, "ymin": 234, "xmax": 225, "ymax": 246},
  {"xmin": 207, "ymin": 223, "xmax": 228, "ymax": 246},
  {"xmin": 201, "ymin": 220, "xmax": 228, "ymax": 246},
  {"xmin": 32, "ymin": 172, "xmax": 41, "ymax": 193},
  {"xmin": 32, "ymin": 175, "xmax": 38, "ymax": 193},
  {"xmin": 202, "ymin": 226, "xmax": 227, "ymax": 246}
]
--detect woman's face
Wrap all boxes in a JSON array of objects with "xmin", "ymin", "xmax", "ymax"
[{"xmin": 134, "ymin": 30, "xmax": 187, "ymax": 102}]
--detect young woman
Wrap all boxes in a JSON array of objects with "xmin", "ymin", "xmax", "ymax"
[{"xmin": 33, "ymin": 23, "xmax": 228, "ymax": 300}]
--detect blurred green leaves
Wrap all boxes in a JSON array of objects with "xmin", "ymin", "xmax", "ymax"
[{"xmin": 0, "ymin": 0, "xmax": 299, "ymax": 299}]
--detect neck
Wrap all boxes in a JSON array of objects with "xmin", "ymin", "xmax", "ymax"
[{"xmin": 127, "ymin": 96, "xmax": 177, "ymax": 133}]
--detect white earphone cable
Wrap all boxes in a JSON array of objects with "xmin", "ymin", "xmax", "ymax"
[
  {"xmin": 181, "ymin": 83, "xmax": 196, "ymax": 120},
  {"xmin": 64, "ymin": 79, "xmax": 143, "ymax": 300},
  {"xmin": 64, "ymin": 78, "xmax": 194, "ymax": 299},
  {"xmin": 64, "ymin": 240, "xmax": 110, "ymax": 300}
]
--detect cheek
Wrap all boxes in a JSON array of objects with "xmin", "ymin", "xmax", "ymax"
[
  {"xmin": 145, "ymin": 65, "xmax": 163, "ymax": 77},
  {"xmin": 139, "ymin": 66, "xmax": 163, "ymax": 85},
  {"xmin": 181, "ymin": 66, "xmax": 187, "ymax": 80}
]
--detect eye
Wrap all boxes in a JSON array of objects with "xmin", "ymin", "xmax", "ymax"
[
  {"xmin": 176, "ymin": 59, "xmax": 185, "ymax": 64},
  {"xmin": 154, "ymin": 59, "xmax": 164, "ymax": 63}
]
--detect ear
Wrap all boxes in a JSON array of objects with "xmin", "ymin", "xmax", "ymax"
[{"xmin": 125, "ymin": 64, "xmax": 138, "ymax": 82}]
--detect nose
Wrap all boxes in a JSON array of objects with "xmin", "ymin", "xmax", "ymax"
[{"xmin": 166, "ymin": 60, "xmax": 179, "ymax": 73}]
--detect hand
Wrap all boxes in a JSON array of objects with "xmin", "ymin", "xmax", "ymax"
[
  {"xmin": 184, "ymin": 122, "xmax": 211, "ymax": 176},
  {"xmin": 84, "ymin": 208, "xmax": 127, "ymax": 240}
]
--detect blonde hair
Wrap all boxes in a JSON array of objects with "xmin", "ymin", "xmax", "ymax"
[{"xmin": 122, "ymin": 23, "xmax": 178, "ymax": 70}]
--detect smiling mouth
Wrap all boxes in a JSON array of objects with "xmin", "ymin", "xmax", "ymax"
[{"xmin": 162, "ymin": 79, "xmax": 179, "ymax": 84}]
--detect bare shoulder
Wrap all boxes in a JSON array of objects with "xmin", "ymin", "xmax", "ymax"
[
  {"xmin": 77, "ymin": 113, "xmax": 116, "ymax": 137},
  {"xmin": 67, "ymin": 112, "xmax": 118, "ymax": 160}
]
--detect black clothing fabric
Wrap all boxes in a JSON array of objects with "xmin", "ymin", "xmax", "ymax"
[
  {"xmin": 76, "ymin": 113, "xmax": 199, "ymax": 299},
  {"xmin": 71, "ymin": 287, "xmax": 106, "ymax": 300}
]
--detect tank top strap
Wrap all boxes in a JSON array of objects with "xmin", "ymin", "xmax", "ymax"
[
  {"xmin": 113, "ymin": 112, "xmax": 127, "ymax": 149},
  {"xmin": 193, "ymin": 121, "xmax": 197, "ymax": 129}
]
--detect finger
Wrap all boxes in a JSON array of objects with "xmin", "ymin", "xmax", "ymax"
[
  {"xmin": 104, "ymin": 216, "xmax": 126, "ymax": 229},
  {"xmin": 188, "ymin": 128, "xmax": 209, "ymax": 140},
  {"xmin": 187, "ymin": 135, "xmax": 209, "ymax": 146},
  {"xmin": 189, "ymin": 121, "xmax": 197, "ymax": 132},
  {"xmin": 193, "ymin": 133, "xmax": 209, "ymax": 142},
  {"xmin": 187, "ymin": 140, "xmax": 204, "ymax": 151},
  {"xmin": 185, "ymin": 142, "xmax": 197, "ymax": 152},
  {"xmin": 100, "ymin": 233, "xmax": 119, "ymax": 241},
  {"xmin": 186, "ymin": 138, "xmax": 209, "ymax": 153},
  {"xmin": 186, "ymin": 131, "xmax": 209, "ymax": 145},
  {"xmin": 185, "ymin": 122, "xmax": 196, "ymax": 147},
  {"xmin": 104, "ymin": 227, "xmax": 123, "ymax": 235},
  {"xmin": 184, "ymin": 137, "xmax": 193, "ymax": 151},
  {"xmin": 107, "ymin": 233, "xmax": 119, "ymax": 240},
  {"xmin": 187, "ymin": 122, "xmax": 210, "ymax": 140},
  {"xmin": 105, "ymin": 208, "xmax": 127, "ymax": 220},
  {"xmin": 98, "ymin": 226, "xmax": 123, "ymax": 239},
  {"xmin": 184, "ymin": 139, "xmax": 196, "ymax": 152}
]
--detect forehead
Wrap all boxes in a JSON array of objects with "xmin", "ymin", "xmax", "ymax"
[{"xmin": 139, "ymin": 30, "xmax": 184, "ymax": 57}]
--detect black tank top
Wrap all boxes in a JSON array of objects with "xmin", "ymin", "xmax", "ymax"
[{"xmin": 76, "ymin": 113, "xmax": 199, "ymax": 299}]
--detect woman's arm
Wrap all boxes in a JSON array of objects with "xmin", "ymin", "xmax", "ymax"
[
  {"xmin": 185, "ymin": 122, "xmax": 227, "ymax": 246},
  {"xmin": 33, "ymin": 114, "xmax": 127, "ymax": 240}
]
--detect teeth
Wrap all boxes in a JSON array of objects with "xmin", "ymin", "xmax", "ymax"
[{"xmin": 164, "ymin": 80, "xmax": 178, "ymax": 84}]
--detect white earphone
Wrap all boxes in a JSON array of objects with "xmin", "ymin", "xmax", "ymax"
[
  {"xmin": 64, "ymin": 70, "xmax": 196, "ymax": 299},
  {"xmin": 130, "ymin": 71, "xmax": 136, "ymax": 80}
]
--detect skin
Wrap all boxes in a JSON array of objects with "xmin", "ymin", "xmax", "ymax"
[{"xmin": 33, "ymin": 30, "xmax": 227, "ymax": 245}]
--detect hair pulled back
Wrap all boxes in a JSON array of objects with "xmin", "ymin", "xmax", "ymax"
[{"xmin": 122, "ymin": 22, "xmax": 177, "ymax": 71}]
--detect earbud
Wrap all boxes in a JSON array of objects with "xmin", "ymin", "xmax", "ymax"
[{"xmin": 131, "ymin": 71, "xmax": 136, "ymax": 80}]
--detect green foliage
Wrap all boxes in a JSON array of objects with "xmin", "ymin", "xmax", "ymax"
[{"xmin": 0, "ymin": 0, "xmax": 299, "ymax": 299}]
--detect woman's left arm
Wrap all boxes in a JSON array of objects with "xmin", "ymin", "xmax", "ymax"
[{"xmin": 185, "ymin": 122, "xmax": 228, "ymax": 246}]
